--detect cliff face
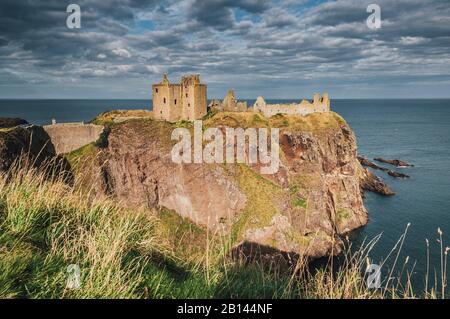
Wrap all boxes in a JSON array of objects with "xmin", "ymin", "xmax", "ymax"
[
  {"xmin": 98, "ymin": 120, "xmax": 247, "ymax": 232},
  {"xmin": 80, "ymin": 111, "xmax": 372, "ymax": 259}
]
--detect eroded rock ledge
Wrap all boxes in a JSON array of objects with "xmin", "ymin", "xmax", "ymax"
[
  {"xmin": 360, "ymin": 168, "xmax": 395, "ymax": 196},
  {"xmin": 358, "ymin": 156, "xmax": 410, "ymax": 179},
  {"xmin": 374, "ymin": 157, "xmax": 414, "ymax": 167}
]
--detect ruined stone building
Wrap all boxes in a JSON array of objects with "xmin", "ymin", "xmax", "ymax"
[
  {"xmin": 208, "ymin": 90, "xmax": 248, "ymax": 112},
  {"xmin": 253, "ymin": 93, "xmax": 330, "ymax": 118},
  {"xmin": 152, "ymin": 74, "xmax": 207, "ymax": 121}
]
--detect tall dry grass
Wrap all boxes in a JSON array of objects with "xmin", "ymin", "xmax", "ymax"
[
  {"xmin": 0, "ymin": 157, "xmax": 448, "ymax": 299},
  {"xmin": 0, "ymin": 158, "xmax": 163, "ymax": 298}
]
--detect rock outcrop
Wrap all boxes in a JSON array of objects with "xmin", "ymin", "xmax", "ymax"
[
  {"xmin": 0, "ymin": 124, "xmax": 56, "ymax": 172},
  {"xmin": 0, "ymin": 117, "xmax": 28, "ymax": 129},
  {"xmin": 0, "ymin": 125, "xmax": 73, "ymax": 178},
  {"xmin": 387, "ymin": 170, "xmax": 409, "ymax": 179},
  {"xmin": 358, "ymin": 156, "xmax": 387, "ymax": 171},
  {"xmin": 74, "ymin": 111, "xmax": 376, "ymax": 259},
  {"xmin": 374, "ymin": 158, "xmax": 414, "ymax": 167},
  {"xmin": 360, "ymin": 168, "xmax": 395, "ymax": 196},
  {"xmin": 358, "ymin": 156, "xmax": 410, "ymax": 179}
]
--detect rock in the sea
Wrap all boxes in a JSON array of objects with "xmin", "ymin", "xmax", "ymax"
[
  {"xmin": 387, "ymin": 170, "xmax": 410, "ymax": 178},
  {"xmin": 358, "ymin": 156, "xmax": 388, "ymax": 172},
  {"xmin": 360, "ymin": 168, "xmax": 395, "ymax": 196},
  {"xmin": 374, "ymin": 157, "xmax": 413, "ymax": 167},
  {"xmin": 358, "ymin": 156, "xmax": 410, "ymax": 179}
]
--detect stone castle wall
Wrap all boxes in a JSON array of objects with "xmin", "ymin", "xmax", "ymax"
[
  {"xmin": 253, "ymin": 93, "xmax": 330, "ymax": 118},
  {"xmin": 209, "ymin": 89, "xmax": 247, "ymax": 112},
  {"xmin": 43, "ymin": 123, "xmax": 104, "ymax": 154}
]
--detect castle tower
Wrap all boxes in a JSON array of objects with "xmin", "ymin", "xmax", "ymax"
[
  {"xmin": 222, "ymin": 90, "xmax": 237, "ymax": 111},
  {"xmin": 253, "ymin": 96, "xmax": 266, "ymax": 113},
  {"xmin": 152, "ymin": 74, "xmax": 207, "ymax": 122},
  {"xmin": 181, "ymin": 75, "xmax": 207, "ymax": 121},
  {"xmin": 313, "ymin": 93, "xmax": 321, "ymax": 105},
  {"xmin": 322, "ymin": 93, "xmax": 330, "ymax": 111}
]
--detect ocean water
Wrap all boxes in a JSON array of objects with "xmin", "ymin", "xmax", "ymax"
[
  {"xmin": 1, "ymin": 98, "xmax": 449, "ymax": 292},
  {"xmin": 0, "ymin": 99, "xmax": 151, "ymax": 126},
  {"xmin": 335, "ymin": 99, "xmax": 450, "ymax": 293}
]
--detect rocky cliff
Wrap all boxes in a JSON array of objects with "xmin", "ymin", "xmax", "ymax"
[
  {"xmin": 67, "ymin": 111, "xmax": 386, "ymax": 260},
  {"xmin": 0, "ymin": 119, "xmax": 73, "ymax": 182},
  {"xmin": 0, "ymin": 124, "xmax": 56, "ymax": 172}
]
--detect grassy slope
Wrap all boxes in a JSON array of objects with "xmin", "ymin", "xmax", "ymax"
[
  {"xmin": 1, "ymin": 162, "xmax": 437, "ymax": 298},
  {"xmin": 0, "ymin": 163, "xmax": 305, "ymax": 298}
]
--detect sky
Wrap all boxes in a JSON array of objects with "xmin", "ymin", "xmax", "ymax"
[{"xmin": 0, "ymin": 0, "xmax": 450, "ymax": 99}]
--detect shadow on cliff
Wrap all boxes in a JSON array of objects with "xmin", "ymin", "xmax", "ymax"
[
  {"xmin": 205, "ymin": 242, "xmax": 303, "ymax": 298},
  {"xmin": 230, "ymin": 241, "xmax": 302, "ymax": 269},
  {"xmin": 211, "ymin": 241, "xmax": 354, "ymax": 298},
  {"xmin": 0, "ymin": 125, "xmax": 74, "ymax": 184}
]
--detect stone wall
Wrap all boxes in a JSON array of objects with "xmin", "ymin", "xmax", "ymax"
[
  {"xmin": 209, "ymin": 89, "xmax": 247, "ymax": 112},
  {"xmin": 253, "ymin": 94, "xmax": 330, "ymax": 118},
  {"xmin": 43, "ymin": 123, "xmax": 104, "ymax": 154}
]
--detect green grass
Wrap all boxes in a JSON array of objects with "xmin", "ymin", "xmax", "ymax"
[
  {"xmin": 291, "ymin": 197, "xmax": 307, "ymax": 208},
  {"xmin": 336, "ymin": 208, "xmax": 352, "ymax": 221},
  {"xmin": 229, "ymin": 164, "xmax": 283, "ymax": 243},
  {"xmin": 66, "ymin": 143, "xmax": 97, "ymax": 164},
  {"xmin": 0, "ymin": 159, "xmax": 447, "ymax": 299}
]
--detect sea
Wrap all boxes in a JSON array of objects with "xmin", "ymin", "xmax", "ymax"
[{"xmin": 1, "ymin": 98, "xmax": 449, "ymax": 293}]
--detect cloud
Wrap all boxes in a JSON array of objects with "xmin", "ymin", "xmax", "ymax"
[
  {"xmin": 0, "ymin": 0, "xmax": 449, "ymax": 98},
  {"xmin": 112, "ymin": 48, "xmax": 132, "ymax": 58},
  {"xmin": 187, "ymin": 0, "xmax": 269, "ymax": 30}
]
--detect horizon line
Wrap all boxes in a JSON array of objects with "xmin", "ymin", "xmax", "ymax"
[{"xmin": 1, "ymin": 97, "xmax": 450, "ymax": 101}]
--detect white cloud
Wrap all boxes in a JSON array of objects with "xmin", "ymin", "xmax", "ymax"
[
  {"xmin": 400, "ymin": 37, "xmax": 429, "ymax": 45},
  {"xmin": 112, "ymin": 48, "xmax": 132, "ymax": 58}
]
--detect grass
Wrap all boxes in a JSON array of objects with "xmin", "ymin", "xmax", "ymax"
[
  {"xmin": 229, "ymin": 164, "xmax": 283, "ymax": 244},
  {"xmin": 336, "ymin": 208, "xmax": 352, "ymax": 221},
  {"xmin": 0, "ymin": 158, "xmax": 448, "ymax": 299},
  {"xmin": 92, "ymin": 109, "xmax": 153, "ymax": 125},
  {"xmin": 291, "ymin": 197, "xmax": 307, "ymax": 208}
]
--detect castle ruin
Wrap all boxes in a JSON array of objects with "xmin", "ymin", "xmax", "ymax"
[
  {"xmin": 209, "ymin": 90, "xmax": 248, "ymax": 112},
  {"xmin": 152, "ymin": 74, "xmax": 330, "ymax": 121},
  {"xmin": 152, "ymin": 74, "xmax": 207, "ymax": 121},
  {"xmin": 253, "ymin": 93, "xmax": 330, "ymax": 118}
]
